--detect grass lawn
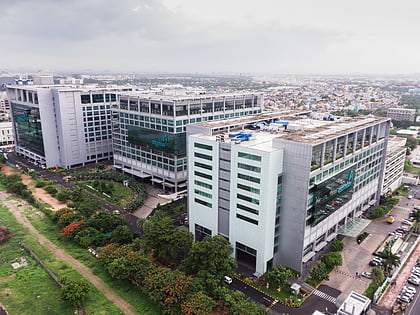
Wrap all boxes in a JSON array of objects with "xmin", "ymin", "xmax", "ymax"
[
  {"xmin": 15, "ymin": 196, "xmax": 160, "ymax": 315},
  {"xmin": 0, "ymin": 202, "xmax": 124, "ymax": 315},
  {"xmin": 75, "ymin": 180, "xmax": 133, "ymax": 207}
]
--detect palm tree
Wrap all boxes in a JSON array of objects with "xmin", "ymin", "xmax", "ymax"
[
  {"xmin": 410, "ymin": 209, "xmax": 420, "ymax": 222},
  {"xmin": 377, "ymin": 243, "xmax": 400, "ymax": 276}
]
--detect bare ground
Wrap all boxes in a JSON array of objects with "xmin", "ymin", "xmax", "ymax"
[{"xmin": 1, "ymin": 165, "xmax": 67, "ymax": 212}]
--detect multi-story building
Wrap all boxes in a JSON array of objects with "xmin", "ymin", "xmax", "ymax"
[
  {"xmin": 112, "ymin": 92, "xmax": 263, "ymax": 192},
  {"xmin": 0, "ymin": 92, "xmax": 9, "ymax": 113},
  {"xmin": 7, "ymin": 85, "xmax": 132, "ymax": 168},
  {"xmin": 0, "ymin": 121, "xmax": 14, "ymax": 152},
  {"xmin": 382, "ymin": 135, "xmax": 407, "ymax": 194},
  {"xmin": 187, "ymin": 111, "xmax": 390, "ymax": 274},
  {"xmin": 387, "ymin": 108, "xmax": 416, "ymax": 121}
]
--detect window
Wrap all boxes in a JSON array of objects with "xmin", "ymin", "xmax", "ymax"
[
  {"xmin": 236, "ymin": 214, "xmax": 258, "ymax": 225},
  {"xmin": 237, "ymin": 183, "xmax": 260, "ymax": 194},
  {"xmin": 194, "ymin": 152, "xmax": 212, "ymax": 161},
  {"xmin": 195, "ymin": 171, "xmax": 212, "ymax": 180},
  {"xmin": 237, "ymin": 194, "xmax": 259, "ymax": 205},
  {"xmin": 238, "ymin": 173, "xmax": 260, "ymax": 184},
  {"xmin": 195, "ymin": 189, "xmax": 212, "ymax": 199},
  {"xmin": 194, "ymin": 162, "xmax": 212, "ymax": 170},
  {"xmin": 238, "ymin": 162, "xmax": 261, "ymax": 173},
  {"xmin": 195, "ymin": 198, "xmax": 212, "ymax": 208},
  {"xmin": 238, "ymin": 152, "xmax": 261, "ymax": 161},
  {"xmin": 194, "ymin": 142, "xmax": 212, "ymax": 151},
  {"xmin": 195, "ymin": 180, "xmax": 212, "ymax": 189},
  {"xmin": 237, "ymin": 203, "xmax": 259, "ymax": 215}
]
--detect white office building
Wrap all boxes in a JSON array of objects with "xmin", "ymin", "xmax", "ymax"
[
  {"xmin": 382, "ymin": 135, "xmax": 406, "ymax": 194},
  {"xmin": 112, "ymin": 91, "xmax": 263, "ymax": 192},
  {"xmin": 7, "ymin": 85, "xmax": 132, "ymax": 168},
  {"xmin": 387, "ymin": 108, "xmax": 416, "ymax": 122},
  {"xmin": 0, "ymin": 121, "xmax": 14, "ymax": 151},
  {"xmin": 187, "ymin": 111, "xmax": 390, "ymax": 274}
]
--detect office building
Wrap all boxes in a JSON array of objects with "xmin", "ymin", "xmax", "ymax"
[
  {"xmin": 7, "ymin": 85, "xmax": 132, "ymax": 168},
  {"xmin": 387, "ymin": 108, "xmax": 416, "ymax": 121},
  {"xmin": 382, "ymin": 135, "xmax": 406, "ymax": 194},
  {"xmin": 112, "ymin": 91, "xmax": 263, "ymax": 192},
  {"xmin": 187, "ymin": 111, "xmax": 390, "ymax": 274}
]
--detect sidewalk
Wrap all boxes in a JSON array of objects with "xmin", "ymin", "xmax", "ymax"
[{"xmin": 378, "ymin": 238, "xmax": 420, "ymax": 309}]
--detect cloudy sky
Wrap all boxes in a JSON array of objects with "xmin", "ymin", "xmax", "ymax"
[{"xmin": 1, "ymin": 0, "xmax": 420, "ymax": 75}]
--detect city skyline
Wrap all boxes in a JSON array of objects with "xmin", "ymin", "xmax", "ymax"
[{"xmin": 2, "ymin": 0, "xmax": 420, "ymax": 75}]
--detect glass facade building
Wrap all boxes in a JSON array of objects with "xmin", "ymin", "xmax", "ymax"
[{"xmin": 112, "ymin": 92, "xmax": 263, "ymax": 192}]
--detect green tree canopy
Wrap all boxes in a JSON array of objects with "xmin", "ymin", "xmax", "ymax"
[
  {"xmin": 110, "ymin": 225, "xmax": 134, "ymax": 245},
  {"xmin": 60, "ymin": 276, "xmax": 91, "ymax": 307},
  {"xmin": 85, "ymin": 211, "xmax": 126, "ymax": 233},
  {"xmin": 264, "ymin": 265, "xmax": 293, "ymax": 289},
  {"xmin": 181, "ymin": 235, "xmax": 237, "ymax": 292},
  {"xmin": 310, "ymin": 262, "xmax": 329, "ymax": 281},
  {"xmin": 378, "ymin": 243, "xmax": 400, "ymax": 276},
  {"xmin": 371, "ymin": 267, "xmax": 384, "ymax": 284},
  {"xmin": 330, "ymin": 240, "xmax": 344, "ymax": 252},
  {"xmin": 321, "ymin": 252, "xmax": 343, "ymax": 269},
  {"xmin": 140, "ymin": 212, "xmax": 193, "ymax": 264},
  {"xmin": 74, "ymin": 227, "xmax": 103, "ymax": 247}
]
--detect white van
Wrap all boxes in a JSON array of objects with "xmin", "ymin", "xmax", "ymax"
[{"xmin": 224, "ymin": 276, "xmax": 233, "ymax": 284}]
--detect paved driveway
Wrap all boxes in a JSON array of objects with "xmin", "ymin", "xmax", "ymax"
[{"xmin": 324, "ymin": 192, "xmax": 420, "ymax": 302}]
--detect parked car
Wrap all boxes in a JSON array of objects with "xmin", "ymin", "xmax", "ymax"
[
  {"xmin": 402, "ymin": 286, "xmax": 416, "ymax": 294},
  {"xmin": 401, "ymin": 219, "xmax": 412, "ymax": 226},
  {"xmin": 398, "ymin": 226, "xmax": 408, "ymax": 231},
  {"xmin": 408, "ymin": 195, "xmax": 413, "ymax": 199},
  {"xmin": 408, "ymin": 277, "xmax": 420, "ymax": 285},
  {"xmin": 361, "ymin": 272, "xmax": 372, "ymax": 279},
  {"xmin": 397, "ymin": 295, "xmax": 411, "ymax": 303},
  {"xmin": 369, "ymin": 260, "xmax": 380, "ymax": 266},
  {"xmin": 224, "ymin": 276, "xmax": 232, "ymax": 284}
]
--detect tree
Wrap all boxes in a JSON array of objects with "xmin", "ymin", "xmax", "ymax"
[
  {"xmin": 330, "ymin": 240, "xmax": 344, "ymax": 252},
  {"xmin": 182, "ymin": 235, "xmax": 237, "ymax": 293},
  {"xmin": 54, "ymin": 208, "xmax": 83, "ymax": 227},
  {"xmin": 377, "ymin": 243, "xmax": 400, "ymax": 276},
  {"xmin": 56, "ymin": 190, "xmax": 75, "ymax": 202},
  {"xmin": 60, "ymin": 276, "xmax": 91, "ymax": 307},
  {"xmin": 74, "ymin": 198, "xmax": 101, "ymax": 218},
  {"xmin": 142, "ymin": 267, "xmax": 193, "ymax": 315},
  {"xmin": 222, "ymin": 290, "xmax": 267, "ymax": 315},
  {"xmin": 310, "ymin": 262, "xmax": 329, "ymax": 281},
  {"xmin": 181, "ymin": 291, "xmax": 216, "ymax": 315},
  {"xmin": 321, "ymin": 252, "xmax": 343, "ymax": 269},
  {"xmin": 59, "ymin": 221, "xmax": 84, "ymax": 238},
  {"xmin": 110, "ymin": 225, "xmax": 134, "ymax": 245},
  {"xmin": 141, "ymin": 214, "xmax": 193, "ymax": 264},
  {"xmin": 371, "ymin": 267, "xmax": 384, "ymax": 284},
  {"xmin": 85, "ymin": 211, "xmax": 126, "ymax": 233},
  {"xmin": 74, "ymin": 227, "xmax": 103, "ymax": 247},
  {"xmin": 264, "ymin": 265, "xmax": 293, "ymax": 289},
  {"xmin": 410, "ymin": 209, "xmax": 420, "ymax": 222},
  {"xmin": 107, "ymin": 250, "xmax": 155, "ymax": 282}
]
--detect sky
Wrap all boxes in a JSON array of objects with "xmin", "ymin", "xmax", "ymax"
[{"xmin": 1, "ymin": 0, "xmax": 420, "ymax": 75}]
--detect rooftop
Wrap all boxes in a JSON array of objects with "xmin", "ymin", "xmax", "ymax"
[
  {"xmin": 192, "ymin": 111, "xmax": 389, "ymax": 145},
  {"xmin": 118, "ymin": 91, "xmax": 263, "ymax": 102}
]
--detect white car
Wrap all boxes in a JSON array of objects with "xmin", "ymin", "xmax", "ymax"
[
  {"xmin": 361, "ymin": 272, "xmax": 372, "ymax": 279},
  {"xmin": 408, "ymin": 277, "xmax": 420, "ymax": 285},
  {"xmin": 401, "ymin": 219, "xmax": 412, "ymax": 226},
  {"xmin": 224, "ymin": 276, "xmax": 232, "ymax": 284},
  {"xmin": 408, "ymin": 195, "xmax": 413, "ymax": 199},
  {"xmin": 402, "ymin": 286, "xmax": 416, "ymax": 294}
]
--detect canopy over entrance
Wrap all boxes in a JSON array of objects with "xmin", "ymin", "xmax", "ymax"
[{"xmin": 338, "ymin": 217, "xmax": 371, "ymax": 237}]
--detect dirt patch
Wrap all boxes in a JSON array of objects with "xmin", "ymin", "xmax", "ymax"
[{"xmin": 1, "ymin": 166, "xmax": 67, "ymax": 212}]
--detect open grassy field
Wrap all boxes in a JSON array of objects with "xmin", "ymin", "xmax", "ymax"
[{"xmin": 0, "ymin": 201, "xmax": 123, "ymax": 314}]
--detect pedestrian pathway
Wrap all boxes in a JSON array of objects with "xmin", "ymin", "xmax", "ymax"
[{"xmin": 313, "ymin": 289, "xmax": 337, "ymax": 304}]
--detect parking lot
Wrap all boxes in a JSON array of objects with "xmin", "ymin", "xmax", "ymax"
[{"xmin": 323, "ymin": 190, "xmax": 420, "ymax": 306}]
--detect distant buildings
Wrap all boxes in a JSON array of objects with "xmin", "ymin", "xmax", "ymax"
[
  {"xmin": 187, "ymin": 111, "xmax": 390, "ymax": 273},
  {"xmin": 0, "ymin": 121, "xmax": 14, "ymax": 151},
  {"xmin": 382, "ymin": 135, "xmax": 407, "ymax": 194},
  {"xmin": 387, "ymin": 108, "xmax": 416, "ymax": 122},
  {"xmin": 7, "ymin": 85, "xmax": 132, "ymax": 168},
  {"xmin": 112, "ymin": 91, "xmax": 264, "ymax": 192}
]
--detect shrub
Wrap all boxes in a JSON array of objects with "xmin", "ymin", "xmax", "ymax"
[
  {"xmin": 357, "ymin": 232, "xmax": 369, "ymax": 244},
  {"xmin": 321, "ymin": 252, "xmax": 342, "ymax": 270},
  {"xmin": 330, "ymin": 240, "xmax": 344, "ymax": 252},
  {"xmin": 44, "ymin": 186, "xmax": 58, "ymax": 195}
]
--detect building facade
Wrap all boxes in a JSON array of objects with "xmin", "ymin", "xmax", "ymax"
[
  {"xmin": 382, "ymin": 135, "xmax": 407, "ymax": 194},
  {"xmin": 0, "ymin": 121, "xmax": 14, "ymax": 151},
  {"xmin": 387, "ymin": 108, "xmax": 416, "ymax": 121},
  {"xmin": 7, "ymin": 85, "xmax": 132, "ymax": 168},
  {"xmin": 187, "ymin": 112, "xmax": 390, "ymax": 274},
  {"xmin": 112, "ymin": 92, "xmax": 263, "ymax": 192}
]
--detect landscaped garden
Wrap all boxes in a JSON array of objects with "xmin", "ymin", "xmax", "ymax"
[{"xmin": 75, "ymin": 179, "xmax": 133, "ymax": 207}]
